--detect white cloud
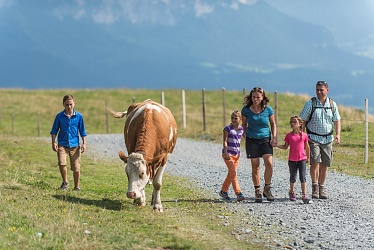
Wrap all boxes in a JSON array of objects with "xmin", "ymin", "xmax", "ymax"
[{"xmin": 194, "ymin": 0, "xmax": 214, "ymax": 17}]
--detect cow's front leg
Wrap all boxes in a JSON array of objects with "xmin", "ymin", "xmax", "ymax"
[{"xmin": 152, "ymin": 165, "xmax": 166, "ymax": 212}]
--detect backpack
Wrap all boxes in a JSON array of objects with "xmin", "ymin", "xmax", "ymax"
[{"xmin": 306, "ymin": 97, "xmax": 335, "ymax": 136}]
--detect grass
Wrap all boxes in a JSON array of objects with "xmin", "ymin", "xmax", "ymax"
[
  {"xmin": 0, "ymin": 135, "xmax": 263, "ymax": 250},
  {"xmin": 1, "ymin": 88, "xmax": 374, "ymax": 249}
]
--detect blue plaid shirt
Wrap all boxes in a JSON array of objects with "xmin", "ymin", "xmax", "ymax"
[
  {"xmin": 50, "ymin": 110, "xmax": 87, "ymax": 148},
  {"xmin": 299, "ymin": 97, "xmax": 340, "ymax": 144}
]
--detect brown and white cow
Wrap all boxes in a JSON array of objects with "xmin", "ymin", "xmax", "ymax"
[{"xmin": 106, "ymin": 99, "xmax": 177, "ymax": 212}]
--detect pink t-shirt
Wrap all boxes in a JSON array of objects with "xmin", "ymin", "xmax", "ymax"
[{"xmin": 284, "ymin": 131, "xmax": 309, "ymax": 161}]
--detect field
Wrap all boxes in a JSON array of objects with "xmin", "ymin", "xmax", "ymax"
[{"xmin": 1, "ymin": 88, "xmax": 374, "ymax": 249}]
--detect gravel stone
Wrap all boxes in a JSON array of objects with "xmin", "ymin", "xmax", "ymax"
[{"xmin": 87, "ymin": 134, "xmax": 374, "ymax": 250}]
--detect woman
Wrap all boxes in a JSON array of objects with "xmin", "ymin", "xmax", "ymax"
[{"xmin": 241, "ymin": 87, "xmax": 277, "ymax": 202}]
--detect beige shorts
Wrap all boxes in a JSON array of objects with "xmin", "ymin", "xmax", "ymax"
[
  {"xmin": 57, "ymin": 145, "xmax": 81, "ymax": 172},
  {"xmin": 308, "ymin": 140, "xmax": 333, "ymax": 167}
]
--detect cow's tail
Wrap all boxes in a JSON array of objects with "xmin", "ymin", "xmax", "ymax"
[{"xmin": 105, "ymin": 106, "xmax": 127, "ymax": 118}]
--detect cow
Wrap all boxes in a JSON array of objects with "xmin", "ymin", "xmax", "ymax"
[{"xmin": 106, "ymin": 99, "xmax": 177, "ymax": 212}]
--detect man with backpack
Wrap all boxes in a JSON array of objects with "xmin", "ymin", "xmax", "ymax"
[{"xmin": 299, "ymin": 81, "xmax": 341, "ymax": 199}]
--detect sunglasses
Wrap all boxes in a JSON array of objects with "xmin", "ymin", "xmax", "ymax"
[
  {"xmin": 252, "ymin": 87, "xmax": 263, "ymax": 92},
  {"xmin": 316, "ymin": 81, "xmax": 328, "ymax": 86}
]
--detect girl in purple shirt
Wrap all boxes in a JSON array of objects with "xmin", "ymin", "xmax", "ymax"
[
  {"xmin": 219, "ymin": 111, "xmax": 245, "ymax": 201},
  {"xmin": 277, "ymin": 116, "xmax": 311, "ymax": 204}
]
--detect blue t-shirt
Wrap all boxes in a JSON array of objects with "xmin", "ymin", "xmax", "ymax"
[
  {"xmin": 241, "ymin": 105, "xmax": 274, "ymax": 139},
  {"xmin": 50, "ymin": 110, "xmax": 87, "ymax": 148}
]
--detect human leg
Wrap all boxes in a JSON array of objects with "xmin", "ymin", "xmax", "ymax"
[
  {"xmin": 70, "ymin": 146, "xmax": 81, "ymax": 190},
  {"xmin": 318, "ymin": 142, "xmax": 332, "ymax": 199},
  {"xmin": 57, "ymin": 146, "xmax": 69, "ymax": 189},
  {"xmin": 263, "ymin": 154, "xmax": 274, "ymax": 201},
  {"xmin": 250, "ymin": 158, "xmax": 262, "ymax": 202},
  {"xmin": 288, "ymin": 161, "xmax": 297, "ymax": 201}
]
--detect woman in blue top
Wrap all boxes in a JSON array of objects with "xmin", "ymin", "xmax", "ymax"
[{"xmin": 241, "ymin": 87, "xmax": 277, "ymax": 203}]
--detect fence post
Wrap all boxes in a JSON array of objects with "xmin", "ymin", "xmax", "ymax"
[
  {"xmin": 132, "ymin": 97, "xmax": 135, "ymax": 103},
  {"xmin": 222, "ymin": 87, "xmax": 226, "ymax": 128},
  {"xmin": 105, "ymin": 100, "xmax": 109, "ymax": 134},
  {"xmin": 202, "ymin": 88, "xmax": 206, "ymax": 132},
  {"xmin": 365, "ymin": 98, "xmax": 369, "ymax": 164},
  {"xmin": 182, "ymin": 90, "xmax": 186, "ymax": 129},
  {"xmin": 161, "ymin": 92, "xmax": 165, "ymax": 106},
  {"xmin": 243, "ymin": 88, "xmax": 247, "ymax": 105},
  {"xmin": 274, "ymin": 91, "xmax": 278, "ymax": 142}
]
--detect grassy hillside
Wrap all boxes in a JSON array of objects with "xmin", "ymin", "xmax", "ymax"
[{"xmin": 0, "ymin": 88, "xmax": 373, "ymax": 249}]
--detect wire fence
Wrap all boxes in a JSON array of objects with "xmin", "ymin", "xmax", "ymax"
[{"xmin": 1, "ymin": 89, "xmax": 373, "ymax": 158}]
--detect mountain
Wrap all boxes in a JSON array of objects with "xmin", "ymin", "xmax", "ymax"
[{"xmin": 0, "ymin": 0, "xmax": 373, "ymax": 109}]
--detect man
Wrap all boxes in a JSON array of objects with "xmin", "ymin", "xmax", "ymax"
[{"xmin": 299, "ymin": 81, "xmax": 341, "ymax": 199}]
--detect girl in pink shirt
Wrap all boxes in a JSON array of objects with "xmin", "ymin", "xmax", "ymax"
[{"xmin": 277, "ymin": 116, "xmax": 311, "ymax": 203}]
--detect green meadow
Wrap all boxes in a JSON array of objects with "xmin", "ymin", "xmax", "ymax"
[{"xmin": 0, "ymin": 88, "xmax": 373, "ymax": 249}]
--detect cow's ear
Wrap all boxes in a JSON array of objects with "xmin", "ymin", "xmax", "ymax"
[{"xmin": 118, "ymin": 151, "xmax": 128, "ymax": 163}]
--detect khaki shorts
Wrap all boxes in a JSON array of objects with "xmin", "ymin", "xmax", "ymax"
[
  {"xmin": 57, "ymin": 145, "xmax": 81, "ymax": 172},
  {"xmin": 308, "ymin": 140, "xmax": 333, "ymax": 167}
]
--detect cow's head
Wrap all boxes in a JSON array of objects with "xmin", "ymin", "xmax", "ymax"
[{"xmin": 121, "ymin": 152, "xmax": 150, "ymax": 206}]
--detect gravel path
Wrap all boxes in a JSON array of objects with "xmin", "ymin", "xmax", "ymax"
[{"xmin": 87, "ymin": 134, "xmax": 374, "ymax": 250}]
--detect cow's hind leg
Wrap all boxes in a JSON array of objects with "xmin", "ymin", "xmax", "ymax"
[{"xmin": 152, "ymin": 164, "xmax": 166, "ymax": 212}]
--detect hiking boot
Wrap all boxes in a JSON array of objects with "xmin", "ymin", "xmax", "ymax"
[
  {"xmin": 312, "ymin": 184, "xmax": 319, "ymax": 199},
  {"xmin": 255, "ymin": 188, "xmax": 262, "ymax": 203},
  {"xmin": 74, "ymin": 187, "xmax": 81, "ymax": 191},
  {"xmin": 263, "ymin": 185, "xmax": 274, "ymax": 201},
  {"xmin": 59, "ymin": 181, "xmax": 69, "ymax": 190},
  {"xmin": 219, "ymin": 190, "xmax": 231, "ymax": 200},
  {"xmin": 319, "ymin": 185, "xmax": 328, "ymax": 199},
  {"xmin": 289, "ymin": 191, "xmax": 296, "ymax": 201},
  {"xmin": 236, "ymin": 193, "xmax": 245, "ymax": 202}
]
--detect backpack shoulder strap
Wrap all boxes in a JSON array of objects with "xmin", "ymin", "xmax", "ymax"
[
  {"xmin": 308, "ymin": 97, "xmax": 317, "ymax": 121},
  {"xmin": 329, "ymin": 97, "xmax": 335, "ymax": 115}
]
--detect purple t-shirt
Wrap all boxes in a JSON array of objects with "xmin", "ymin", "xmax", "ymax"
[
  {"xmin": 222, "ymin": 124, "xmax": 244, "ymax": 156},
  {"xmin": 284, "ymin": 131, "xmax": 309, "ymax": 161}
]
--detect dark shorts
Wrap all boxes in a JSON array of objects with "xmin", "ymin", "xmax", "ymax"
[{"xmin": 245, "ymin": 137, "xmax": 273, "ymax": 158}]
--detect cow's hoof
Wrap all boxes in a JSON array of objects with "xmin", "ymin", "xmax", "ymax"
[{"xmin": 153, "ymin": 205, "xmax": 163, "ymax": 212}]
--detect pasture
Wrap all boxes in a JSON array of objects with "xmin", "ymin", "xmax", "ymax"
[{"xmin": 0, "ymin": 88, "xmax": 374, "ymax": 249}]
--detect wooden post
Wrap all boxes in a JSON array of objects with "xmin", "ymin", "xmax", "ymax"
[
  {"xmin": 202, "ymin": 88, "xmax": 206, "ymax": 132},
  {"xmin": 182, "ymin": 90, "xmax": 186, "ymax": 129},
  {"xmin": 132, "ymin": 97, "xmax": 135, "ymax": 103},
  {"xmin": 243, "ymin": 88, "xmax": 247, "ymax": 105},
  {"xmin": 365, "ymin": 98, "xmax": 369, "ymax": 164},
  {"xmin": 105, "ymin": 100, "xmax": 109, "ymax": 134},
  {"xmin": 222, "ymin": 87, "xmax": 226, "ymax": 128},
  {"xmin": 161, "ymin": 92, "xmax": 165, "ymax": 106},
  {"xmin": 274, "ymin": 91, "xmax": 278, "ymax": 143}
]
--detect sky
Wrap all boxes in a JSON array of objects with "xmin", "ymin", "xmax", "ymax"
[{"xmin": 264, "ymin": 0, "xmax": 374, "ymax": 59}]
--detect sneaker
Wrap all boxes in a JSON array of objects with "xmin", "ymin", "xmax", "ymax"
[
  {"xmin": 219, "ymin": 190, "xmax": 231, "ymax": 200},
  {"xmin": 254, "ymin": 188, "xmax": 262, "ymax": 203},
  {"xmin": 312, "ymin": 184, "xmax": 319, "ymax": 199},
  {"xmin": 74, "ymin": 187, "xmax": 81, "ymax": 191},
  {"xmin": 302, "ymin": 195, "xmax": 312, "ymax": 204},
  {"xmin": 289, "ymin": 191, "xmax": 296, "ymax": 201},
  {"xmin": 319, "ymin": 185, "xmax": 327, "ymax": 199},
  {"xmin": 237, "ymin": 193, "xmax": 245, "ymax": 202},
  {"xmin": 59, "ymin": 182, "xmax": 69, "ymax": 190},
  {"xmin": 263, "ymin": 185, "xmax": 274, "ymax": 201}
]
